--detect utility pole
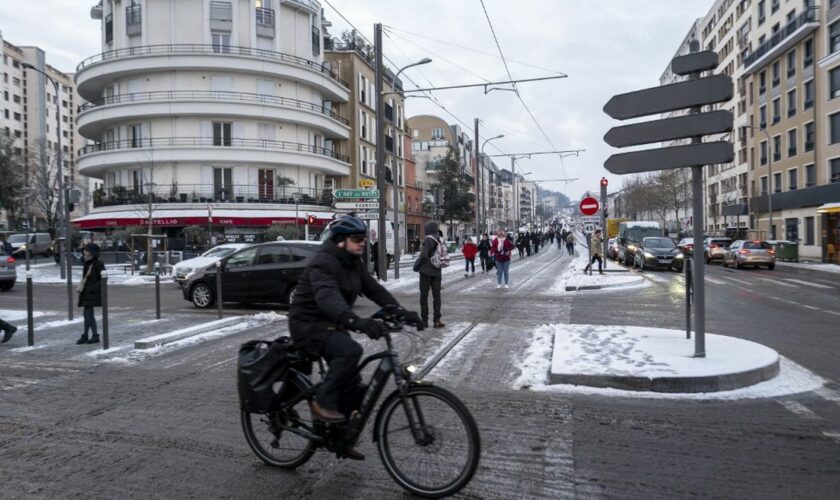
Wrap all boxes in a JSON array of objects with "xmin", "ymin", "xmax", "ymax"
[
  {"xmin": 474, "ymin": 118, "xmax": 480, "ymax": 237},
  {"xmin": 374, "ymin": 22, "xmax": 387, "ymax": 281}
]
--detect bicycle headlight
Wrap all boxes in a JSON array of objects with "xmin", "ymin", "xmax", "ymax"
[
  {"xmin": 403, "ymin": 364, "xmax": 418, "ymax": 376},
  {"xmin": 628, "ymin": 245, "xmax": 636, "ymax": 251}
]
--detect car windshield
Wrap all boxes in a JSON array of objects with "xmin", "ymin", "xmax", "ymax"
[
  {"xmin": 202, "ymin": 246, "xmax": 238, "ymax": 258},
  {"xmin": 743, "ymin": 241, "xmax": 772, "ymax": 250},
  {"xmin": 709, "ymin": 239, "xmax": 731, "ymax": 247},
  {"xmin": 627, "ymin": 227, "xmax": 661, "ymax": 242},
  {"xmin": 7, "ymin": 234, "xmax": 27, "ymax": 244},
  {"xmin": 644, "ymin": 238, "xmax": 675, "ymax": 249}
]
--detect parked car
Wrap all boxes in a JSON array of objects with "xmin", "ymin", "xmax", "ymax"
[
  {"xmin": 172, "ymin": 243, "xmax": 251, "ymax": 285},
  {"xmin": 633, "ymin": 237, "xmax": 685, "ymax": 272},
  {"xmin": 676, "ymin": 237, "xmax": 694, "ymax": 256},
  {"xmin": 607, "ymin": 237, "xmax": 620, "ymax": 260},
  {"xmin": 0, "ymin": 248, "xmax": 16, "ymax": 291},
  {"xmin": 182, "ymin": 241, "xmax": 320, "ymax": 308},
  {"xmin": 723, "ymin": 240, "xmax": 776, "ymax": 270},
  {"xmin": 703, "ymin": 237, "xmax": 732, "ymax": 264},
  {"xmin": 7, "ymin": 232, "xmax": 53, "ymax": 258},
  {"xmin": 617, "ymin": 221, "xmax": 662, "ymax": 266}
]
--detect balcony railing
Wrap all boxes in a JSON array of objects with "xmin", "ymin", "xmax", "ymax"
[
  {"xmin": 78, "ymin": 90, "xmax": 349, "ymax": 126},
  {"xmin": 256, "ymin": 7, "xmax": 275, "ymax": 38},
  {"xmin": 78, "ymin": 137, "xmax": 350, "ymax": 163},
  {"xmin": 743, "ymin": 7, "xmax": 818, "ymax": 68},
  {"xmin": 92, "ymin": 184, "xmax": 331, "ymax": 208},
  {"xmin": 77, "ymin": 44, "xmax": 348, "ymax": 88},
  {"xmin": 126, "ymin": 4, "xmax": 141, "ymax": 36}
]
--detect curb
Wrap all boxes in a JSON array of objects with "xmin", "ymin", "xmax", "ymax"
[
  {"xmin": 134, "ymin": 317, "xmax": 242, "ymax": 349},
  {"xmin": 565, "ymin": 276, "xmax": 646, "ymax": 292},
  {"xmin": 549, "ymin": 356, "xmax": 780, "ymax": 393}
]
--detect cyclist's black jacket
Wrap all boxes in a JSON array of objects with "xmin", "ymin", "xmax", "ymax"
[{"xmin": 289, "ymin": 238, "xmax": 398, "ymax": 329}]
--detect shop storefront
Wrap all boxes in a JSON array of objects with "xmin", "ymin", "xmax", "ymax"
[{"xmin": 818, "ymin": 203, "xmax": 840, "ymax": 264}]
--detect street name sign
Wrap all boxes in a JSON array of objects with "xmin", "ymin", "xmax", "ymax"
[
  {"xmin": 605, "ymin": 141, "xmax": 733, "ymax": 175},
  {"xmin": 580, "ymin": 216, "xmax": 601, "ymax": 223},
  {"xmin": 603, "ymin": 74, "xmax": 733, "ymax": 120},
  {"xmin": 355, "ymin": 212, "xmax": 381, "ymax": 220},
  {"xmin": 671, "ymin": 50, "xmax": 719, "ymax": 75},
  {"xmin": 335, "ymin": 202, "xmax": 379, "ymax": 210},
  {"xmin": 334, "ymin": 189, "xmax": 379, "ymax": 199},
  {"xmin": 604, "ymin": 110, "xmax": 733, "ymax": 148},
  {"xmin": 579, "ymin": 197, "xmax": 600, "ymax": 216}
]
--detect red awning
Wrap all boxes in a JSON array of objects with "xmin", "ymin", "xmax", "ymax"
[{"xmin": 72, "ymin": 208, "xmax": 336, "ymax": 229}]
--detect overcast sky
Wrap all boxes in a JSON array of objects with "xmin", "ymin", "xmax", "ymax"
[{"xmin": 0, "ymin": 0, "xmax": 711, "ymax": 200}]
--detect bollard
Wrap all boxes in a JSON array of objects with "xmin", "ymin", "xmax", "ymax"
[
  {"xmin": 216, "ymin": 260, "xmax": 223, "ymax": 319},
  {"xmin": 26, "ymin": 270, "xmax": 34, "ymax": 347},
  {"xmin": 101, "ymin": 270, "xmax": 109, "ymax": 350},
  {"xmin": 685, "ymin": 258, "xmax": 692, "ymax": 339},
  {"xmin": 154, "ymin": 262, "xmax": 161, "ymax": 320}
]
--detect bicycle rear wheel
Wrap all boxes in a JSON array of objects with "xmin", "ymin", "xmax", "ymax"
[
  {"xmin": 376, "ymin": 384, "xmax": 480, "ymax": 498},
  {"xmin": 241, "ymin": 398, "xmax": 316, "ymax": 469}
]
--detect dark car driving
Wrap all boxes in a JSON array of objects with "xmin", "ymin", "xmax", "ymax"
[
  {"xmin": 633, "ymin": 237, "xmax": 685, "ymax": 272},
  {"xmin": 182, "ymin": 241, "xmax": 320, "ymax": 308}
]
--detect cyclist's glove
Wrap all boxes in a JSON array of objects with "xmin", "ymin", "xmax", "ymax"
[{"xmin": 351, "ymin": 317, "xmax": 386, "ymax": 340}]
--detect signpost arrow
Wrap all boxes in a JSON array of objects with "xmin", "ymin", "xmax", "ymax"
[
  {"xmin": 671, "ymin": 50, "xmax": 719, "ymax": 75},
  {"xmin": 334, "ymin": 189, "xmax": 379, "ymax": 199},
  {"xmin": 604, "ymin": 110, "xmax": 733, "ymax": 148},
  {"xmin": 335, "ymin": 202, "xmax": 380, "ymax": 210},
  {"xmin": 603, "ymin": 74, "xmax": 733, "ymax": 120},
  {"xmin": 605, "ymin": 141, "xmax": 733, "ymax": 175}
]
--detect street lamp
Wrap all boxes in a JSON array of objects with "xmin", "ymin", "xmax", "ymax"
[
  {"xmin": 22, "ymin": 62, "xmax": 73, "ymax": 320},
  {"xmin": 387, "ymin": 57, "xmax": 432, "ymax": 279},
  {"xmin": 741, "ymin": 125, "xmax": 773, "ymax": 239},
  {"xmin": 479, "ymin": 134, "xmax": 504, "ymax": 233}
]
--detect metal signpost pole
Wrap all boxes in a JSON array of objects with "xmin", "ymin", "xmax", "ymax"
[
  {"xmin": 101, "ymin": 271, "xmax": 109, "ymax": 350},
  {"xmin": 687, "ymin": 40, "xmax": 706, "ymax": 358},
  {"xmin": 26, "ymin": 270, "xmax": 34, "ymax": 347},
  {"xmin": 375, "ymin": 22, "xmax": 387, "ymax": 282},
  {"xmin": 216, "ymin": 261, "xmax": 223, "ymax": 319},
  {"xmin": 474, "ymin": 118, "xmax": 480, "ymax": 236}
]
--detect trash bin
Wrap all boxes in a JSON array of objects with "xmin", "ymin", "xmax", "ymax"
[{"xmin": 769, "ymin": 240, "xmax": 798, "ymax": 262}]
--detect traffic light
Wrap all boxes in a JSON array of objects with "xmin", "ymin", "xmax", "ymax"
[
  {"xmin": 307, "ymin": 215, "xmax": 316, "ymax": 225},
  {"xmin": 600, "ymin": 177, "xmax": 608, "ymax": 187}
]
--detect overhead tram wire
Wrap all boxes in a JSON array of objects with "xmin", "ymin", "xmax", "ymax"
[
  {"xmin": 322, "ymin": 0, "xmax": 511, "ymax": 158},
  {"xmin": 478, "ymin": 0, "xmax": 570, "ymax": 179},
  {"xmin": 384, "ymin": 28, "xmax": 494, "ymax": 85}
]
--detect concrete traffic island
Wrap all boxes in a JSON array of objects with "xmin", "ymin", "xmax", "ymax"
[{"xmin": 549, "ymin": 324, "xmax": 780, "ymax": 393}]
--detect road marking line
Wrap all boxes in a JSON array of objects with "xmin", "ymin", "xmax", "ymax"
[
  {"xmin": 804, "ymin": 305, "xmax": 820, "ymax": 310},
  {"xmin": 815, "ymin": 387, "xmax": 840, "ymax": 408},
  {"xmin": 724, "ymin": 276, "xmax": 754, "ymax": 286},
  {"xmin": 779, "ymin": 400, "xmax": 822, "ymax": 420},
  {"xmin": 704, "ymin": 276, "xmax": 727, "ymax": 285},
  {"xmin": 1, "ymin": 377, "xmax": 41, "ymax": 391},
  {"xmin": 644, "ymin": 273, "xmax": 667, "ymax": 283},
  {"xmin": 782, "ymin": 279, "xmax": 833, "ymax": 289},
  {"xmin": 755, "ymin": 277, "xmax": 799, "ymax": 287},
  {"xmin": 824, "ymin": 432, "xmax": 840, "ymax": 445},
  {"xmin": 827, "ymin": 311, "xmax": 840, "ymax": 317}
]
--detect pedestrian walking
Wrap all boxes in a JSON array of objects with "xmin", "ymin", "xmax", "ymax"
[
  {"xmin": 490, "ymin": 230, "xmax": 514, "ymax": 289},
  {"xmin": 413, "ymin": 221, "xmax": 446, "ymax": 329},
  {"xmin": 462, "ymin": 237, "xmax": 477, "ymax": 277},
  {"xmin": 477, "ymin": 233, "xmax": 492, "ymax": 274},
  {"xmin": 515, "ymin": 232, "xmax": 526, "ymax": 259},
  {"xmin": 1, "ymin": 235, "xmax": 13, "ymax": 257},
  {"xmin": 583, "ymin": 229, "xmax": 605, "ymax": 275},
  {"xmin": 76, "ymin": 243, "xmax": 106, "ymax": 345},
  {"xmin": 0, "ymin": 317, "xmax": 17, "ymax": 343},
  {"xmin": 524, "ymin": 231, "xmax": 532, "ymax": 256},
  {"xmin": 371, "ymin": 240, "xmax": 382, "ymax": 280},
  {"xmin": 566, "ymin": 232, "xmax": 576, "ymax": 255},
  {"xmin": 532, "ymin": 232, "xmax": 541, "ymax": 254}
]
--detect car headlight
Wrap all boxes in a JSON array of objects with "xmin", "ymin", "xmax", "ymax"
[
  {"xmin": 20, "ymin": 244, "xmax": 27, "ymax": 250},
  {"xmin": 644, "ymin": 252, "xmax": 654, "ymax": 258},
  {"xmin": 675, "ymin": 253, "xmax": 684, "ymax": 259},
  {"xmin": 628, "ymin": 245, "xmax": 636, "ymax": 251}
]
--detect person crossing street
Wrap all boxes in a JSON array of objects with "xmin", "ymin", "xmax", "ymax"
[{"xmin": 584, "ymin": 229, "xmax": 605, "ymax": 275}]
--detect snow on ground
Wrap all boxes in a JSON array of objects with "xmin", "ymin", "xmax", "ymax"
[
  {"xmin": 513, "ymin": 324, "xmax": 824, "ymax": 400},
  {"xmin": 546, "ymin": 244, "xmax": 647, "ymax": 293},
  {"xmin": 15, "ymin": 264, "xmax": 159, "ymax": 285},
  {"xmin": 776, "ymin": 261, "xmax": 840, "ymax": 274},
  {"xmin": 0, "ymin": 309, "xmax": 49, "ymax": 322}
]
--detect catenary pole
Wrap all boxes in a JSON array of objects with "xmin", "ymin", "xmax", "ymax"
[{"xmin": 375, "ymin": 23, "xmax": 387, "ymax": 281}]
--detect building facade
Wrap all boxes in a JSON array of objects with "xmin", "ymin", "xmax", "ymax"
[{"xmin": 72, "ymin": 0, "xmax": 351, "ymax": 243}]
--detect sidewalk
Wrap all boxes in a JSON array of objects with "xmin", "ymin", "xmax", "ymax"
[
  {"xmin": 775, "ymin": 260, "xmax": 840, "ymax": 274},
  {"xmin": 15, "ymin": 263, "xmax": 160, "ymax": 286}
]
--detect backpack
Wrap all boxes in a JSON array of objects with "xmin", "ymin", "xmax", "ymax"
[{"xmin": 428, "ymin": 235, "xmax": 450, "ymax": 269}]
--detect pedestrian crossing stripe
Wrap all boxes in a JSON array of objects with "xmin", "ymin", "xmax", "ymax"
[{"xmin": 781, "ymin": 279, "xmax": 833, "ymax": 289}]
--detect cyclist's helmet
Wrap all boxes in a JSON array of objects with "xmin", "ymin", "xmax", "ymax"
[{"xmin": 328, "ymin": 215, "xmax": 368, "ymax": 242}]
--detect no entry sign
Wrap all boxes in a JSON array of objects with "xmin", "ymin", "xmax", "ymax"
[{"xmin": 579, "ymin": 197, "xmax": 599, "ymax": 216}]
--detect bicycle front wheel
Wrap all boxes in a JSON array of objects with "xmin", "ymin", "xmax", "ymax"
[
  {"xmin": 240, "ymin": 399, "xmax": 316, "ymax": 469},
  {"xmin": 376, "ymin": 384, "xmax": 480, "ymax": 498}
]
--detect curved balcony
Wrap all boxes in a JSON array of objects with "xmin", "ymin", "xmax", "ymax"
[
  {"xmin": 77, "ymin": 137, "xmax": 350, "ymax": 178},
  {"xmin": 92, "ymin": 184, "xmax": 333, "ymax": 208},
  {"xmin": 77, "ymin": 91, "xmax": 350, "ymax": 140},
  {"xmin": 75, "ymin": 44, "xmax": 349, "ymax": 102}
]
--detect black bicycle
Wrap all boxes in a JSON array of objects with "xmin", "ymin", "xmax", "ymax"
[{"xmin": 240, "ymin": 310, "xmax": 481, "ymax": 498}]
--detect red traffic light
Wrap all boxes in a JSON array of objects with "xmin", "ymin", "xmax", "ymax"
[
  {"xmin": 307, "ymin": 215, "xmax": 316, "ymax": 225},
  {"xmin": 600, "ymin": 177, "xmax": 608, "ymax": 187}
]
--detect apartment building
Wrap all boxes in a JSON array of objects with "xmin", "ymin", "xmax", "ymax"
[
  {"xmin": 402, "ymin": 130, "xmax": 430, "ymax": 245},
  {"xmin": 1, "ymin": 30, "xmax": 87, "ymax": 232},
  {"xmin": 71, "ymin": 0, "xmax": 351, "ymax": 242}
]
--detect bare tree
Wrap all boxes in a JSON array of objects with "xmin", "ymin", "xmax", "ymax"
[{"xmin": 29, "ymin": 140, "xmax": 62, "ymax": 238}]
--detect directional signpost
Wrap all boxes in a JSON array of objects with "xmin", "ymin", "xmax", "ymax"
[
  {"xmin": 335, "ymin": 202, "xmax": 380, "ymax": 210},
  {"xmin": 334, "ymin": 189, "xmax": 379, "ymax": 199},
  {"xmin": 603, "ymin": 43, "xmax": 733, "ymax": 357}
]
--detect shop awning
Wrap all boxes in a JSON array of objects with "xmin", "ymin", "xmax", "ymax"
[
  {"xmin": 816, "ymin": 202, "xmax": 840, "ymax": 214},
  {"xmin": 71, "ymin": 208, "xmax": 337, "ymax": 229}
]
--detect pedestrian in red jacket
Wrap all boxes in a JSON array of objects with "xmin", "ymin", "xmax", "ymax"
[
  {"xmin": 462, "ymin": 237, "xmax": 478, "ymax": 277},
  {"xmin": 490, "ymin": 230, "xmax": 515, "ymax": 289}
]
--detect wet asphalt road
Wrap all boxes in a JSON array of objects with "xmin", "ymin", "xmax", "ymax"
[{"xmin": 1, "ymin": 245, "xmax": 839, "ymax": 499}]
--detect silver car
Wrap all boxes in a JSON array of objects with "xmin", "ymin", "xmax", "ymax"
[
  {"xmin": 723, "ymin": 240, "xmax": 776, "ymax": 270},
  {"xmin": 0, "ymin": 248, "xmax": 17, "ymax": 291}
]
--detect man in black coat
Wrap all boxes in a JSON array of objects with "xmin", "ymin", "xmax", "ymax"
[
  {"xmin": 77, "ymin": 243, "xmax": 106, "ymax": 345},
  {"xmin": 289, "ymin": 216, "xmax": 421, "ymax": 457},
  {"xmin": 413, "ymin": 220, "xmax": 444, "ymax": 329}
]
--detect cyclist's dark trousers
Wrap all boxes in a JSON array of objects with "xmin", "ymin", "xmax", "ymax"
[{"xmin": 419, "ymin": 273, "xmax": 441, "ymax": 325}]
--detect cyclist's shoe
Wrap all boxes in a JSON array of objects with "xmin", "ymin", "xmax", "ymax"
[
  {"xmin": 309, "ymin": 401, "xmax": 345, "ymax": 423},
  {"xmin": 342, "ymin": 447, "xmax": 365, "ymax": 461}
]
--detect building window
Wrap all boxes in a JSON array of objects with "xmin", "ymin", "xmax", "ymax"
[
  {"xmin": 211, "ymin": 32, "xmax": 231, "ymax": 54},
  {"xmin": 129, "ymin": 123, "xmax": 143, "ymax": 148},
  {"xmin": 804, "ymin": 217, "xmax": 814, "ymax": 245},
  {"xmin": 773, "ymin": 172, "xmax": 782, "ymax": 192},
  {"xmin": 773, "ymin": 135, "xmax": 781, "ymax": 161},
  {"xmin": 760, "ymin": 175, "xmax": 768, "ymax": 194},
  {"xmin": 759, "ymin": 71, "xmax": 766, "ymax": 94},
  {"xmin": 772, "ymin": 61, "xmax": 780, "ymax": 87},
  {"xmin": 758, "ymin": 0, "xmax": 766, "ymax": 24},
  {"xmin": 804, "ymin": 80, "xmax": 814, "ymax": 109},
  {"xmin": 13, "ymin": 112, "xmax": 21, "ymax": 121},
  {"xmin": 832, "ymin": 113, "xmax": 840, "ymax": 144},
  {"xmin": 213, "ymin": 167, "xmax": 233, "ymax": 200},
  {"xmin": 212, "ymin": 121, "xmax": 232, "ymax": 146},
  {"xmin": 759, "ymin": 105, "xmax": 767, "ymax": 128},
  {"xmin": 788, "ymin": 129, "xmax": 797, "ymax": 156},
  {"xmin": 832, "ymin": 158, "xmax": 840, "ymax": 183},
  {"xmin": 832, "ymin": 21, "xmax": 840, "ymax": 55},
  {"xmin": 760, "ymin": 140, "xmax": 768, "ymax": 165},
  {"xmin": 831, "ymin": 67, "xmax": 840, "ymax": 100},
  {"xmin": 805, "ymin": 164, "xmax": 815, "ymax": 187},
  {"xmin": 432, "ymin": 127, "xmax": 444, "ymax": 139},
  {"xmin": 772, "ymin": 98, "xmax": 780, "ymax": 124},
  {"xmin": 788, "ymin": 168, "xmax": 798, "ymax": 190},
  {"xmin": 787, "ymin": 88, "xmax": 796, "ymax": 117},
  {"xmin": 804, "ymin": 38, "xmax": 813, "ymax": 68},
  {"xmin": 771, "ymin": 0, "xmax": 779, "ymax": 13},
  {"xmin": 786, "ymin": 50, "xmax": 796, "ymax": 77},
  {"xmin": 804, "ymin": 122, "xmax": 815, "ymax": 151}
]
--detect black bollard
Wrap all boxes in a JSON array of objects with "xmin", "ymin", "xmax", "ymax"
[
  {"xmin": 155, "ymin": 262, "xmax": 161, "ymax": 320},
  {"xmin": 685, "ymin": 258, "xmax": 692, "ymax": 340},
  {"xmin": 26, "ymin": 270, "xmax": 34, "ymax": 347},
  {"xmin": 101, "ymin": 270, "xmax": 109, "ymax": 350},
  {"xmin": 216, "ymin": 261, "xmax": 223, "ymax": 319}
]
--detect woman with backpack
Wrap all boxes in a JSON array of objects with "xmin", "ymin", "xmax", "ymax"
[
  {"xmin": 462, "ymin": 237, "xmax": 477, "ymax": 277},
  {"xmin": 413, "ymin": 221, "xmax": 446, "ymax": 329},
  {"xmin": 490, "ymin": 230, "xmax": 515, "ymax": 289}
]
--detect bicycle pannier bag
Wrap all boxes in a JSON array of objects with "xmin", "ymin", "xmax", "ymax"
[{"xmin": 237, "ymin": 337, "xmax": 293, "ymax": 412}]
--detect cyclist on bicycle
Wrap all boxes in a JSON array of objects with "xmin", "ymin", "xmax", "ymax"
[{"xmin": 289, "ymin": 216, "xmax": 423, "ymax": 432}]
